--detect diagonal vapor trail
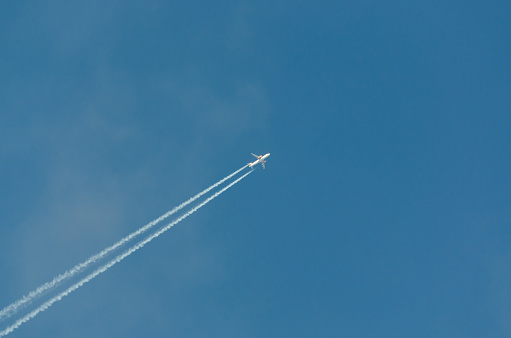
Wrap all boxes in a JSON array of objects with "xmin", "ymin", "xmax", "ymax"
[
  {"xmin": 0, "ymin": 165, "xmax": 248, "ymax": 321},
  {"xmin": 0, "ymin": 169, "xmax": 253, "ymax": 337}
]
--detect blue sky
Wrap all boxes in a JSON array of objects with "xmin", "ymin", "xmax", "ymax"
[{"xmin": 1, "ymin": 1, "xmax": 510, "ymax": 337}]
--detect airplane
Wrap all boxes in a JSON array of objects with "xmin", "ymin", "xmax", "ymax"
[{"xmin": 248, "ymin": 153, "xmax": 270, "ymax": 169}]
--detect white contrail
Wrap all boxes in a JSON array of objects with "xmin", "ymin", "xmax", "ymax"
[
  {"xmin": 0, "ymin": 169, "xmax": 252, "ymax": 337},
  {"xmin": 0, "ymin": 165, "xmax": 248, "ymax": 321}
]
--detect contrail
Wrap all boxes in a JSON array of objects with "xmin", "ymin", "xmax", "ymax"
[
  {"xmin": 0, "ymin": 169, "xmax": 252, "ymax": 336},
  {"xmin": 0, "ymin": 165, "xmax": 248, "ymax": 321}
]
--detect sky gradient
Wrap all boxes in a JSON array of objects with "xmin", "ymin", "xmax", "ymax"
[{"xmin": 1, "ymin": 1, "xmax": 510, "ymax": 337}]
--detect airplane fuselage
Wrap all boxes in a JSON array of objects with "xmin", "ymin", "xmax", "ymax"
[{"xmin": 249, "ymin": 153, "xmax": 270, "ymax": 169}]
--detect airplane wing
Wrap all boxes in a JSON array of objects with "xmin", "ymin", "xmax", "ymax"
[
  {"xmin": 262, "ymin": 162, "xmax": 265, "ymax": 169},
  {"xmin": 251, "ymin": 153, "xmax": 259, "ymax": 158}
]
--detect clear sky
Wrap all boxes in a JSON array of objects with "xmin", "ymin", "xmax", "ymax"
[{"xmin": 1, "ymin": 1, "xmax": 510, "ymax": 337}]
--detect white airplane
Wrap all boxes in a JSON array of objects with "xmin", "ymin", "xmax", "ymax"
[{"xmin": 248, "ymin": 153, "xmax": 270, "ymax": 169}]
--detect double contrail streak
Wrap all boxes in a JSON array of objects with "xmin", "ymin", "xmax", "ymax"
[
  {"xmin": 0, "ymin": 165, "xmax": 247, "ymax": 321},
  {"xmin": 0, "ymin": 169, "xmax": 252, "ymax": 336}
]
